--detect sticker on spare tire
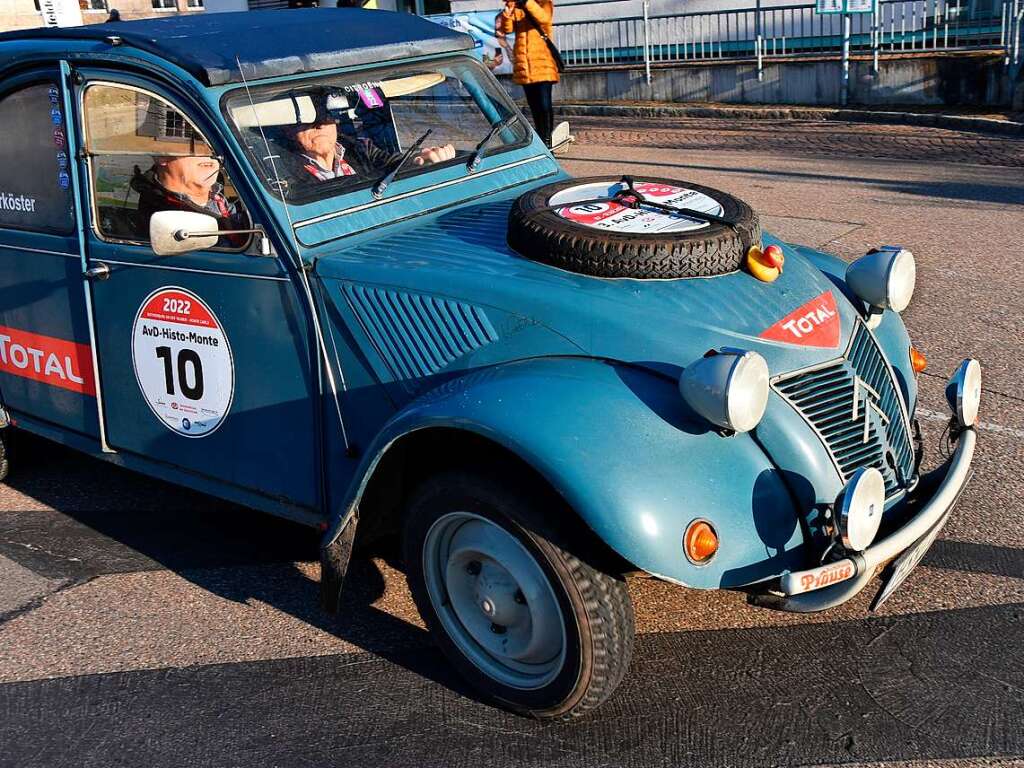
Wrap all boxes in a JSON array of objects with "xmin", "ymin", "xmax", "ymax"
[
  {"xmin": 131, "ymin": 287, "xmax": 234, "ymax": 438},
  {"xmin": 552, "ymin": 182, "xmax": 724, "ymax": 234}
]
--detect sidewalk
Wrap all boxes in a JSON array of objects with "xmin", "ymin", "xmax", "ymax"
[{"xmin": 554, "ymin": 101, "xmax": 1024, "ymax": 137}]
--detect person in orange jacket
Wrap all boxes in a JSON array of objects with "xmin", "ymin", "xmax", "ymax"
[{"xmin": 500, "ymin": 0, "xmax": 558, "ymax": 147}]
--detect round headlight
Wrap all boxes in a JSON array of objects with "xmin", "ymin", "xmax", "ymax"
[
  {"xmin": 886, "ymin": 249, "xmax": 916, "ymax": 312},
  {"xmin": 945, "ymin": 358, "xmax": 982, "ymax": 428},
  {"xmin": 846, "ymin": 246, "xmax": 916, "ymax": 313},
  {"xmin": 837, "ymin": 466, "xmax": 885, "ymax": 552},
  {"xmin": 679, "ymin": 349, "xmax": 770, "ymax": 433}
]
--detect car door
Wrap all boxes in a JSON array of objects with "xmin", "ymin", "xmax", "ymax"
[
  {"xmin": 0, "ymin": 67, "xmax": 100, "ymax": 440},
  {"xmin": 73, "ymin": 71, "xmax": 322, "ymax": 520}
]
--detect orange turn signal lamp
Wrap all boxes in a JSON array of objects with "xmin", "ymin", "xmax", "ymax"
[
  {"xmin": 910, "ymin": 346, "xmax": 927, "ymax": 374},
  {"xmin": 684, "ymin": 520, "xmax": 719, "ymax": 564}
]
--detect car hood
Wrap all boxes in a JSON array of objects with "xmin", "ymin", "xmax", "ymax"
[{"xmin": 315, "ymin": 197, "xmax": 859, "ymax": 377}]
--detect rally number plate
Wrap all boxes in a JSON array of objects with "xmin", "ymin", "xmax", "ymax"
[{"xmin": 871, "ymin": 508, "xmax": 952, "ymax": 610}]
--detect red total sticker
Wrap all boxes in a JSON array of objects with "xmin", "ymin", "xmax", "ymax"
[
  {"xmin": 0, "ymin": 325, "xmax": 95, "ymax": 395},
  {"xmin": 759, "ymin": 290, "xmax": 841, "ymax": 348}
]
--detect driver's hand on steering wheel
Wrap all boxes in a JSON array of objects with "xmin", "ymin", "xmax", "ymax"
[{"xmin": 412, "ymin": 143, "xmax": 456, "ymax": 166}]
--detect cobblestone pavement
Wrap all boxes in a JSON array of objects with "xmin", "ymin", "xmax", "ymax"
[
  {"xmin": 2, "ymin": 118, "xmax": 1023, "ymax": 768},
  {"xmin": 569, "ymin": 115, "xmax": 1024, "ymax": 166}
]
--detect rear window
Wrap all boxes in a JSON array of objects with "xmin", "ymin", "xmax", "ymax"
[{"xmin": 0, "ymin": 82, "xmax": 75, "ymax": 234}]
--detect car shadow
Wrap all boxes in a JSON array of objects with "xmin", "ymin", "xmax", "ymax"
[
  {"xmin": 0, "ymin": 430, "xmax": 489, "ymax": 706},
  {"xmin": 2, "ymin": 436, "xmax": 1024, "ymax": 765}
]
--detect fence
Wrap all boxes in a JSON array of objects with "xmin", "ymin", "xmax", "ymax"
[
  {"xmin": 1006, "ymin": 0, "xmax": 1024, "ymax": 69},
  {"xmin": 555, "ymin": 0, "xmax": 1019, "ymax": 80}
]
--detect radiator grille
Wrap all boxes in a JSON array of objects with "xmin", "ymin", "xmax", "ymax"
[
  {"xmin": 773, "ymin": 323, "xmax": 915, "ymax": 496},
  {"xmin": 343, "ymin": 284, "xmax": 498, "ymax": 382}
]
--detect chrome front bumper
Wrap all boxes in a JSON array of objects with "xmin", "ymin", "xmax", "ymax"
[{"xmin": 751, "ymin": 425, "xmax": 977, "ymax": 613}]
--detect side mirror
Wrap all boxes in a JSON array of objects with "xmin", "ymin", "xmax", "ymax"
[{"xmin": 150, "ymin": 210, "xmax": 220, "ymax": 256}]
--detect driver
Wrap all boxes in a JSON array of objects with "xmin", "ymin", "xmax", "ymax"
[
  {"xmin": 132, "ymin": 145, "xmax": 247, "ymax": 245},
  {"xmin": 283, "ymin": 92, "xmax": 455, "ymax": 182}
]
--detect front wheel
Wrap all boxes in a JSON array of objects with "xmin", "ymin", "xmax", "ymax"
[{"xmin": 403, "ymin": 470, "xmax": 634, "ymax": 719}]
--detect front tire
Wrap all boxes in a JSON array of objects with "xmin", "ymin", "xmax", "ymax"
[{"xmin": 403, "ymin": 470, "xmax": 634, "ymax": 719}]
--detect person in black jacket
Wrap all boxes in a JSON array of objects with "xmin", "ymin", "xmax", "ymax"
[
  {"xmin": 285, "ymin": 118, "xmax": 454, "ymax": 183},
  {"xmin": 131, "ymin": 154, "xmax": 248, "ymax": 247},
  {"xmin": 280, "ymin": 90, "xmax": 455, "ymax": 186}
]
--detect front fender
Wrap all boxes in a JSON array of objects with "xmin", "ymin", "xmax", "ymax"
[{"xmin": 327, "ymin": 357, "xmax": 807, "ymax": 589}]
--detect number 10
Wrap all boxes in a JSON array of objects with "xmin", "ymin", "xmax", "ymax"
[{"xmin": 155, "ymin": 346, "xmax": 204, "ymax": 400}]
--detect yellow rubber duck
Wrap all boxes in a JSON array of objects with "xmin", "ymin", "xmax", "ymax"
[{"xmin": 746, "ymin": 244, "xmax": 785, "ymax": 283}]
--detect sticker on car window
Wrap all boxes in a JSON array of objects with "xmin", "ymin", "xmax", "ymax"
[
  {"xmin": 132, "ymin": 287, "xmax": 234, "ymax": 438},
  {"xmin": 356, "ymin": 88, "xmax": 385, "ymax": 109}
]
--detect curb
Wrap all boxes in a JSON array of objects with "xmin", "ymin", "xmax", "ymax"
[{"xmin": 554, "ymin": 103, "xmax": 1024, "ymax": 137}]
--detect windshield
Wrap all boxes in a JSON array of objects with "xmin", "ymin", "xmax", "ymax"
[{"xmin": 223, "ymin": 57, "xmax": 530, "ymax": 204}]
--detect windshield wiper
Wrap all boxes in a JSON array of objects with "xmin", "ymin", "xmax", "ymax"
[
  {"xmin": 372, "ymin": 128, "xmax": 432, "ymax": 200},
  {"xmin": 467, "ymin": 113, "xmax": 521, "ymax": 172}
]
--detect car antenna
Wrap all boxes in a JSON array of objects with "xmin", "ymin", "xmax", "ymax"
[{"xmin": 234, "ymin": 55, "xmax": 354, "ymax": 458}]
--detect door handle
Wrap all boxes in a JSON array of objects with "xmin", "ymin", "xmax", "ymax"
[{"xmin": 84, "ymin": 263, "xmax": 111, "ymax": 282}]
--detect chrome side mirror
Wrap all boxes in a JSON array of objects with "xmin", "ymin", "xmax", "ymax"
[
  {"xmin": 150, "ymin": 210, "xmax": 220, "ymax": 255},
  {"xmin": 149, "ymin": 210, "xmax": 269, "ymax": 256}
]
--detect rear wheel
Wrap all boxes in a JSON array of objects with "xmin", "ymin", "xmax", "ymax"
[
  {"xmin": 0, "ymin": 430, "xmax": 9, "ymax": 483},
  {"xmin": 403, "ymin": 470, "xmax": 634, "ymax": 719}
]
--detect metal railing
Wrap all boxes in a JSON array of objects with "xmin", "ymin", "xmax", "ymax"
[
  {"xmin": 1004, "ymin": 0, "xmax": 1023, "ymax": 68},
  {"xmin": 555, "ymin": 0, "xmax": 1015, "ymax": 70}
]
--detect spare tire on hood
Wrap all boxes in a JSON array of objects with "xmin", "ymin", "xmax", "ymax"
[{"xmin": 507, "ymin": 176, "xmax": 761, "ymax": 279}]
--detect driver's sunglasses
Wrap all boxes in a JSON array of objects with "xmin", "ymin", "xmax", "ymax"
[
  {"xmin": 186, "ymin": 136, "xmax": 219, "ymax": 160},
  {"xmin": 181, "ymin": 152, "xmax": 225, "ymax": 166}
]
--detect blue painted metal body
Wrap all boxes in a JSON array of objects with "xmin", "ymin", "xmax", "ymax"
[{"xmin": 0, "ymin": 13, "xmax": 921, "ymax": 591}]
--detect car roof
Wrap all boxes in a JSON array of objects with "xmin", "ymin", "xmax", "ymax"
[{"xmin": 0, "ymin": 9, "xmax": 474, "ymax": 87}]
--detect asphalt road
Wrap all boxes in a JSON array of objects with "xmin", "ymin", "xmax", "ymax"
[{"xmin": 3, "ymin": 116, "xmax": 1024, "ymax": 768}]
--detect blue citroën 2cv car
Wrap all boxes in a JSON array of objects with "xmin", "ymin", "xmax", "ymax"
[{"xmin": 0, "ymin": 10, "xmax": 981, "ymax": 718}]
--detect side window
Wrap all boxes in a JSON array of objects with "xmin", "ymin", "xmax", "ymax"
[
  {"xmin": 82, "ymin": 83, "xmax": 250, "ymax": 249},
  {"xmin": 0, "ymin": 82, "xmax": 75, "ymax": 234}
]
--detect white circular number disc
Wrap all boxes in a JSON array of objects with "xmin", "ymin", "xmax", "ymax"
[
  {"xmin": 549, "ymin": 181, "xmax": 724, "ymax": 234},
  {"xmin": 131, "ymin": 287, "xmax": 234, "ymax": 438}
]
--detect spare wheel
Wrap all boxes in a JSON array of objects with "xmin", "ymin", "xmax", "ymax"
[{"xmin": 507, "ymin": 176, "xmax": 761, "ymax": 279}]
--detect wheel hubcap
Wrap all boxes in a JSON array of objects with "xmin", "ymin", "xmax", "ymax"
[{"xmin": 423, "ymin": 512, "xmax": 567, "ymax": 690}]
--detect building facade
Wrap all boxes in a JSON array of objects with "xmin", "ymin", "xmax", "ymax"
[{"xmin": 1, "ymin": 0, "xmax": 204, "ymax": 33}]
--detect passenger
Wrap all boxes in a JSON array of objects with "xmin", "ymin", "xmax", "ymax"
[
  {"xmin": 284, "ymin": 96, "xmax": 455, "ymax": 182},
  {"xmin": 132, "ymin": 151, "xmax": 247, "ymax": 245}
]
